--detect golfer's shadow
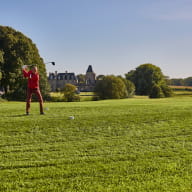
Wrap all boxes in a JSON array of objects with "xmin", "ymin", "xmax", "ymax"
[{"xmin": 8, "ymin": 114, "xmax": 28, "ymax": 117}]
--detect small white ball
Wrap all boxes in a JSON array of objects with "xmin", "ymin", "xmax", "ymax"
[{"xmin": 69, "ymin": 116, "xmax": 74, "ymax": 120}]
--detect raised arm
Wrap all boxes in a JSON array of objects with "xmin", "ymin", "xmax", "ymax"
[{"xmin": 22, "ymin": 65, "xmax": 29, "ymax": 78}]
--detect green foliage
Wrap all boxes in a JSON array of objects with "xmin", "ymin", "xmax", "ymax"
[
  {"xmin": 76, "ymin": 74, "xmax": 86, "ymax": 84},
  {"xmin": 125, "ymin": 70, "xmax": 135, "ymax": 82},
  {"xmin": 149, "ymin": 84, "xmax": 164, "ymax": 98},
  {"xmin": 0, "ymin": 50, "xmax": 4, "ymax": 81},
  {"xmin": 1, "ymin": 98, "xmax": 192, "ymax": 191},
  {"xmin": 183, "ymin": 77, "xmax": 192, "ymax": 86},
  {"xmin": 0, "ymin": 25, "xmax": 50, "ymax": 100},
  {"xmin": 167, "ymin": 77, "xmax": 192, "ymax": 87},
  {"xmin": 63, "ymin": 83, "xmax": 80, "ymax": 102},
  {"xmin": 168, "ymin": 78, "xmax": 184, "ymax": 86},
  {"xmin": 150, "ymin": 83, "xmax": 173, "ymax": 98},
  {"xmin": 56, "ymin": 88, "xmax": 61, "ymax": 92},
  {"xmin": 126, "ymin": 63, "xmax": 173, "ymax": 98},
  {"xmin": 96, "ymin": 74, "xmax": 105, "ymax": 80},
  {"xmin": 127, "ymin": 63, "xmax": 164, "ymax": 95},
  {"xmin": 161, "ymin": 83, "xmax": 173, "ymax": 97},
  {"xmin": 95, "ymin": 75, "xmax": 128, "ymax": 99},
  {"xmin": 118, "ymin": 76, "xmax": 135, "ymax": 97}
]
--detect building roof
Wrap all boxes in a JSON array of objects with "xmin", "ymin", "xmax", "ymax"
[
  {"xmin": 48, "ymin": 72, "xmax": 77, "ymax": 80},
  {"xmin": 58, "ymin": 73, "xmax": 77, "ymax": 80},
  {"xmin": 86, "ymin": 65, "xmax": 94, "ymax": 73},
  {"xmin": 58, "ymin": 73, "xmax": 75, "ymax": 76}
]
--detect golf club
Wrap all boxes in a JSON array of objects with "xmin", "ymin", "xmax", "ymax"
[
  {"xmin": 26, "ymin": 62, "xmax": 55, "ymax": 67},
  {"xmin": 45, "ymin": 62, "xmax": 55, "ymax": 66}
]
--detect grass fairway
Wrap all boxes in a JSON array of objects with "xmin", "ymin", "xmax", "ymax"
[{"xmin": 0, "ymin": 97, "xmax": 192, "ymax": 191}]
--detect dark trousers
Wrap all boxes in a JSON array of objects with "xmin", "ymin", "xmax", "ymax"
[{"xmin": 26, "ymin": 88, "xmax": 43, "ymax": 113}]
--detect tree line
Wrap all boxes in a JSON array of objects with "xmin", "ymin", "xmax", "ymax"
[
  {"xmin": 0, "ymin": 25, "xmax": 173, "ymax": 101},
  {"xmin": 167, "ymin": 77, "xmax": 192, "ymax": 86},
  {"xmin": 94, "ymin": 63, "xmax": 173, "ymax": 99}
]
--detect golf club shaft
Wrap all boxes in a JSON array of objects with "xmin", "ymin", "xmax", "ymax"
[{"xmin": 26, "ymin": 62, "xmax": 55, "ymax": 67}]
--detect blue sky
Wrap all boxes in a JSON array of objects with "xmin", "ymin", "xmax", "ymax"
[{"xmin": 1, "ymin": 0, "xmax": 192, "ymax": 78}]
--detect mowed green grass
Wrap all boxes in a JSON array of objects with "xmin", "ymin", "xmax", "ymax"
[{"xmin": 0, "ymin": 97, "xmax": 192, "ymax": 192}]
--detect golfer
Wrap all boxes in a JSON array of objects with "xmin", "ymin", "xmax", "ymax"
[{"xmin": 22, "ymin": 65, "xmax": 44, "ymax": 115}]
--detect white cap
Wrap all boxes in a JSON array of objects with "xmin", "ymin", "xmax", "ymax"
[{"xmin": 22, "ymin": 65, "xmax": 27, "ymax": 69}]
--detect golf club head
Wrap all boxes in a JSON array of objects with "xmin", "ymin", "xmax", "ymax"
[{"xmin": 45, "ymin": 62, "xmax": 55, "ymax": 66}]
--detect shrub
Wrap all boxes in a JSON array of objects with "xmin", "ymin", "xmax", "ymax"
[
  {"xmin": 121, "ymin": 78, "xmax": 135, "ymax": 97},
  {"xmin": 149, "ymin": 84, "xmax": 164, "ymax": 98},
  {"xmin": 149, "ymin": 83, "xmax": 173, "ymax": 98},
  {"xmin": 63, "ymin": 84, "xmax": 80, "ymax": 102},
  {"xmin": 95, "ymin": 75, "xmax": 128, "ymax": 99},
  {"xmin": 161, "ymin": 84, "xmax": 173, "ymax": 97}
]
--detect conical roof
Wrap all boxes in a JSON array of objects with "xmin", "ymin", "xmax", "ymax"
[{"xmin": 86, "ymin": 65, "xmax": 93, "ymax": 73}]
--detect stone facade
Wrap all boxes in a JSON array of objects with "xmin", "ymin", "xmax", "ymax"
[{"xmin": 48, "ymin": 65, "xmax": 96, "ymax": 92}]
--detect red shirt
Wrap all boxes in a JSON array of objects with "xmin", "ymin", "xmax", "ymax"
[{"xmin": 23, "ymin": 70, "xmax": 40, "ymax": 89}]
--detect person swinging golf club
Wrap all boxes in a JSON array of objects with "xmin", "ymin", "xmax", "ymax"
[{"xmin": 22, "ymin": 65, "xmax": 44, "ymax": 115}]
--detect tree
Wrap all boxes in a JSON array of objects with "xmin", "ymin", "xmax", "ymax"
[
  {"xmin": 168, "ymin": 77, "xmax": 192, "ymax": 86},
  {"xmin": 126, "ymin": 63, "xmax": 173, "ymax": 97},
  {"xmin": 149, "ymin": 84, "xmax": 164, "ymax": 98},
  {"xmin": 95, "ymin": 75, "xmax": 128, "ymax": 99},
  {"xmin": 125, "ymin": 70, "xmax": 135, "ymax": 83},
  {"xmin": 63, "ymin": 83, "xmax": 79, "ymax": 102},
  {"xmin": 184, "ymin": 77, "xmax": 192, "ymax": 86},
  {"xmin": 0, "ymin": 25, "xmax": 50, "ymax": 100},
  {"xmin": 168, "ymin": 78, "xmax": 184, "ymax": 86},
  {"xmin": 0, "ymin": 50, "xmax": 4, "ymax": 81},
  {"xmin": 77, "ymin": 74, "xmax": 86, "ymax": 84},
  {"xmin": 96, "ymin": 74, "xmax": 105, "ymax": 80},
  {"xmin": 161, "ymin": 82, "xmax": 173, "ymax": 97},
  {"xmin": 118, "ymin": 76, "xmax": 135, "ymax": 97}
]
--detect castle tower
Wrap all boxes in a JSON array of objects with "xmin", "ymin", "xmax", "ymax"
[{"xmin": 85, "ymin": 65, "xmax": 96, "ymax": 85}]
